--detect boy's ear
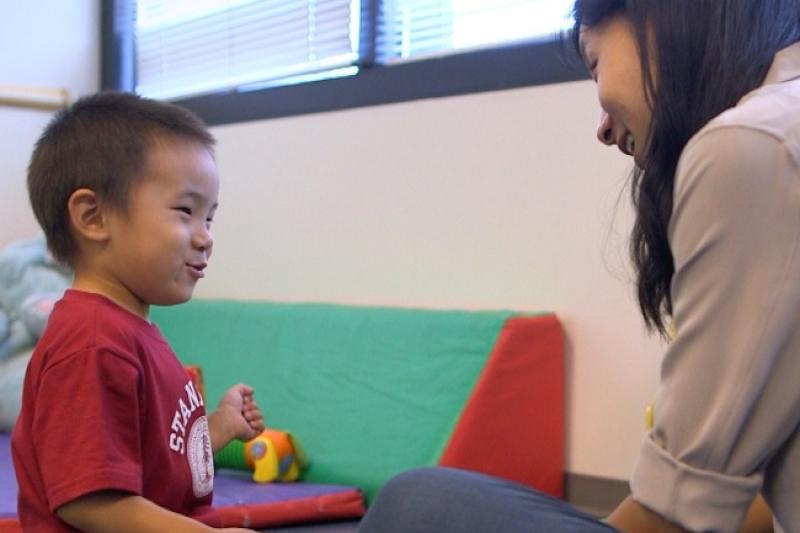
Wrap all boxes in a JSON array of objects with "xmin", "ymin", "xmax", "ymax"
[{"xmin": 67, "ymin": 188, "xmax": 110, "ymax": 243}]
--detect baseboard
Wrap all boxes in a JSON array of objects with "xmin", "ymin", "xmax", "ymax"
[{"xmin": 564, "ymin": 472, "xmax": 630, "ymax": 518}]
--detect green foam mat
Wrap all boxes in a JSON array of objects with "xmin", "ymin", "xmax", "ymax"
[
  {"xmin": 214, "ymin": 439, "xmax": 248, "ymax": 470},
  {"xmin": 151, "ymin": 300, "xmax": 514, "ymax": 502}
]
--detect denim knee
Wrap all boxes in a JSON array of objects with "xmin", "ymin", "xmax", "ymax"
[
  {"xmin": 359, "ymin": 468, "xmax": 456, "ymax": 532},
  {"xmin": 369, "ymin": 467, "xmax": 445, "ymax": 511},
  {"xmin": 359, "ymin": 467, "xmax": 619, "ymax": 533}
]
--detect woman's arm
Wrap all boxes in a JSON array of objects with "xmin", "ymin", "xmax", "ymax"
[
  {"xmin": 740, "ymin": 495, "xmax": 773, "ymax": 533},
  {"xmin": 625, "ymin": 126, "xmax": 797, "ymax": 531},
  {"xmin": 607, "ymin": 494, "xmax": 772, "ymax": 533},
  {"xmin": 56, "ymin": 491, "xmax": 253, "ymax": 532},
  {"xmin": 607, "ymin": 496, "xmax": 690, "ymax": 533}
]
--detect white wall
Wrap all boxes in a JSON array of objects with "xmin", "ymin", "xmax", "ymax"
[
  {"xmin": 0, "ymin": 1, "xmax": 100, "ymax": 248},
  {"xmin": 202, "ymin": 82, "xmax": 667, "ymax": 480},
  {"xmin": 0, "ymin": 1, "xmax": 665, "ymax": 481}
]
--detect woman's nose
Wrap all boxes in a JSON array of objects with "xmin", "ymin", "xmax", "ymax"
[{"xmin": 596, "ymin": 110, "xmax": 614, "ymax": 146}]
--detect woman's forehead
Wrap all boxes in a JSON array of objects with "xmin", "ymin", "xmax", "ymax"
[{"xmin": 577, "ymin": 23, "xmax": 605, "ymax": 62}]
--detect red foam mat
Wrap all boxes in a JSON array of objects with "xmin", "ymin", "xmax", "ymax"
[
  {"xmin": 217, "ymin": 488, "xmax": 365, "ymax": 528},
  {"xmin": 439, "ymin": 314, "xmax": 564, "ymax": 497}
]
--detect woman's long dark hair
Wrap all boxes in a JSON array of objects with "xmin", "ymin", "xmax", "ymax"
[{"xmin": 572, "ymin": 0, "xmax": 800, "ymax": 336}]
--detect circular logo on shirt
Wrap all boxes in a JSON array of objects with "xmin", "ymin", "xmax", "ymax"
[{"xmin": 187, "ymin": 415, "xmax": 214, "ymax": 497}]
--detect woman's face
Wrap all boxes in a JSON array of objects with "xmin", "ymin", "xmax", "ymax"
[{"xmin": 579, "ymin": 15, "xmax": 652, "ymax": 166}]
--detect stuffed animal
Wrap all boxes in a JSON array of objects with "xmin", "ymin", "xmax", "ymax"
[
  {"xmin": 0, "ymin": 235, "xmax": 72, "ymax": 430},
  {"xmin": 0, "ymin": 235, "xmax": 71, "ymax": 361},
  {"xmin": 0, "ymin": 347, "xmax": 33, "ymax": 430},
  {"xmin": 215, "ymin": 429, "xmax": 308, "ymax": 483}
]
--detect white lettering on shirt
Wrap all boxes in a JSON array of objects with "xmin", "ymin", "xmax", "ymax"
[{"xmin": 168, "ymin": 380, "xmax": 205, "ymax": 455}]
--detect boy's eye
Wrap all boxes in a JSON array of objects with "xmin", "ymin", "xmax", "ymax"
[{"xmin": 175, "ymin": 207, "xmax": 192, "ymax": 215}]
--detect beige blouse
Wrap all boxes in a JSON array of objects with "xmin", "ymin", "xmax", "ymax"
[{"xmin": 630, "ymin": 41, "xmax": 800, "ymax": 533}]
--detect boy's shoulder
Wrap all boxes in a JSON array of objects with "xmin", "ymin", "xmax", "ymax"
[{"xmin": 37, "ymin": 290, "xmax": 166, "ymax": 368}]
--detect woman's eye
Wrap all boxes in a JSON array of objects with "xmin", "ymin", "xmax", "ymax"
[{"xmin": 175, "ymin": 207, "xmax": 192, "ymax": 215}]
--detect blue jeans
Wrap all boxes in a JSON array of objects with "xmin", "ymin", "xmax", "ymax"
[{"xmin": 358, "ymin": 467, "xmax": 619, "ymax": 533}]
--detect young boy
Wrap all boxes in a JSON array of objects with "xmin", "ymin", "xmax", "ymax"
[{"xmin": 12, "ymin": 92, "xmax": 264, "ymax": 532}]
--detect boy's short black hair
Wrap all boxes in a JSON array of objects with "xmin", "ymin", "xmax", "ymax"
[{"xmin": 28, "ymin": 91, "xmax": 216, "ymax": 265}]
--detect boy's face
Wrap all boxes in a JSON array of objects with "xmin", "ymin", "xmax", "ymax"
[{"xmin": 103, "ymin": 138, "xmax": 219, "ymax": 317}]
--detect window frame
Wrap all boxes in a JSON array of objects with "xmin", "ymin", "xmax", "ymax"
[{"xmin": 101, "ymin": 0, "xmax": 589, "ymax": 126}]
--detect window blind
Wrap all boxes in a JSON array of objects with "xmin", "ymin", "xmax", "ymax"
[
  {"xmin": 375, "ymin": 0, "xmax": 574, "ymax": 64},
  {"xmin": 135, "ymin": 0, "xmax": 360, "ymax": 100}
]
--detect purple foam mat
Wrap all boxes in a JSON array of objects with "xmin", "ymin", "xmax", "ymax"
[
  {"xmin": 213, "ymin": 468, "xmax": 359, "ymax": 505},
  {"xmin": 0, "ymin": 434, "xmax": 15, "ymax": 518},
  {"xmin": 0, "ymin": 433, "xmax": 358, "ymax": 519}
]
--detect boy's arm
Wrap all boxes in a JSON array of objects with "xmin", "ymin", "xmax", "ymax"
[
  {"xmin": 56, "ymin": 490, "xmax": 254, "ymax": 532},
  {"xmin": 208, "ymin": 383, "xmax": 265, "ymax": 452}
]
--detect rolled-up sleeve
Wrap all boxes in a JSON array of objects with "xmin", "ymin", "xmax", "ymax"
[{"xmin": 630, "ymin": 125, "xmax": 800, "ymax": 532}]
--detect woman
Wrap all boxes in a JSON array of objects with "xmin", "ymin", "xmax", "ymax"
[{"xmin": 358, "ymin": 1, "xmax": 800, "ymax": 531}]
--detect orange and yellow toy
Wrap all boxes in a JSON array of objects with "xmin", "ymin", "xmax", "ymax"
[{"xmin": 215, "ymin": 429, "xmax": 308, "ymax": 483}]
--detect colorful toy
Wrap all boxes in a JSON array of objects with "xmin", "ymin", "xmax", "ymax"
[
  {"xmin": 0, "ymin": 236, "xmax": 72, "ymax": 430},
  {"xmin": 215, "ymin": 429, "xmax": 308, "ymax": 483},
  {"xmin": 182, "ymin": 365, "xmax": 308, "ymax": 483},
  {"xmin": 184, "ymin": 365, "xmax": 206, "ymax": 401}
]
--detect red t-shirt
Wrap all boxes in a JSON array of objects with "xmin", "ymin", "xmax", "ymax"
[{"xmin": 12, "ymin": 290, "xmax": 220, "ymax": 531}]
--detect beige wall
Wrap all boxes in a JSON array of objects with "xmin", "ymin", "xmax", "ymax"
[
  {"xmin": 0, "ymin": 1, "xmax": 100, "ymax": 248},
  {"xmin": 201, "ymin": 82, "xmax": 666, "ymax": 480},
  {"xmin": 0, "ymin": 2, "xmax": 665, "ymax": 481}
]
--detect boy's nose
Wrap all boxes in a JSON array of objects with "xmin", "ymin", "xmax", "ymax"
[
  {"xmin": 193, "ymin": 227, "xmax": 213, "ymax": 252},
  {"xmin": 596, "ymin": 110, "xmax": 615, "ymax": 146}
]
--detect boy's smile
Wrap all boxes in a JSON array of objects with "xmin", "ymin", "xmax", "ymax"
[{"xmin": 91, "ymin": 137, "xmax": 220, "ymax": 318}]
